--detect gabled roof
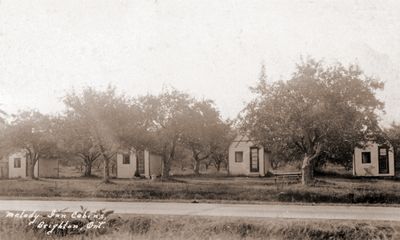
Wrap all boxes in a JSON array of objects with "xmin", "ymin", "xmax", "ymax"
[{"xmin": 231, "ymin": 134, "xmax": 259, "ymax": 148}]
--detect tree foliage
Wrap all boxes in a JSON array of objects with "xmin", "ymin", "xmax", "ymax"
[
  {"xmin": 137, "ymin": 89, "xmax": 232, "ymax": 176},
  {"xmin": 240, "ymin": 59, "xmax": 384, "ymax": 184},
  {"xmin": 181, "ymin": 100, "xmax": 232, "ymax": 174},
  {"xmin": 53, "ymin": 114, "xmax": 100, "ymax": 177},
  {"xmin": 1, "ymin": 110, "xmax": 58, "ymax": 179},
  {"xmin": 63, "ymin": 86, "xmax": 140, "ymax": 183},
  {"xmin": 137, "ymin": 89, "xmax": 195, "ymax": 177}
]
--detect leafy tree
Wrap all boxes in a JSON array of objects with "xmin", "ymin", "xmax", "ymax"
[
  {"xmin": 208, "ymin": 135, "xmax": 231, "ymax": 172},
  {"xmin": 1, "ymin": 110, "xmax": 57, "ymax": 179},
  {"xmin": 53, "ymin": 114, "xmax": 100, "ymax": 177},
  {"xmin": 171, "ymin": 145, "xmax": 191, "ymax": 172},
  {"xmin": 241, "ymin": 59, "xmax": 384, "ymax": 185},
  {"xmin": 205, "ymin": 120, "xmax": 233, "ymax": 172},
  {"xmin": 180, "ymin": 100, "xmax": 231, "ymax": 175},
  {"xmin": 138, "ymin": 89, "xmax": 232, "ymax": 176},
  {"xmin": 137, "ymin": 89, "xmax": 192, "ymax": 178},
  {"xmin": 63, "ymin": 86, "xmax": 136, "ymax": 183}
]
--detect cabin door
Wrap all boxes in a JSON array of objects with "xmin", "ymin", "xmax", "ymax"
[
  {"xmin": 250, "ymin": 147, "xmax": 259, "ymax": 172},
  {"xmin": 378, "ymin": 147, "xmax": 389, "ymax": 174},
  {"xmin": 137, "ymin": 150, "xmax": 145, "ymax": 175}
]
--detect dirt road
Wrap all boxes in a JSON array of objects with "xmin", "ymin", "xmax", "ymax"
[{"xmin": 0, "ymin": 200, "xmax": 399, "ymax": 221}]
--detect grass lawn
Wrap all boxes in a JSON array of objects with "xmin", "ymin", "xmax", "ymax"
[
  {"xmin": 1, "ymin": 176, "xmax": 400, "ymax": 204},
  {"xmin": 0, "ymin": 213, "xmax": 398, "ymax": 240}
]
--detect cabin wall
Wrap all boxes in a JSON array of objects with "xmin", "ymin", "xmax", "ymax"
[
  {"xmin": 117, "ymin": 150, "xmax": 162, "ymax": 179},
  {"xmin": 116, "ymin": 151, "xmax": 137, "ymax": 178},
  {"xmin": 228, "ymin": 136, "xmax": 266, "ymax": 176},
  {"xmin": 8, "ymin": 151, "xmax": 38, "ymax": 178},
  {"xmin": 259, "ymin": 149, "xmax": 265, "ymax": 176},
  {"xmin": 0, "ymin": 158, "xmax": 8, "ymax": 179},
  {"xmin": 144, "ymin": 150, "xmax": 150, "ymax": 178},
  {"xmin": 354, "ymin": 143, "xmax": 395, "ymax": 177},
  {"xmin": 149, "ymin": 152, "xmax": 162, "ymax": 177},
  {"xmin": 264, "ymin": 151, "xmax": 271, "ymax": 175},
  {"xmin": 8, "ymin": 152, "xmax": 27, "ymax": 178}
]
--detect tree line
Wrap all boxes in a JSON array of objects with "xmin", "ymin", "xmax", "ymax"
[
  {"xmin": 0, "ymin": 87, "xmax": 234, "ymax": 183},
  {"xmin": 1, "ymin": 58, "xmax": 400, "ymax": 186}
]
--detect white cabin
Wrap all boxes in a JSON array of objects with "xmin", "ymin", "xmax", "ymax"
[
  {"xmin": 116, "ymin": 149, "xmax": 162, "ymax": 179},
  {"xmin": 353, "ymin": 142, "xmax": 395, "ymax": 177},
  {"xmin": 228, "ymin": 135, "xmax": 271, "ymax": 176},
  {"xmin": 8, "ymin": 150, "xmax": 59, "ymax": 178}
]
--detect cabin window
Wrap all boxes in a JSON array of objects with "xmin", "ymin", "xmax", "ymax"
[
  {"xmin": 235, "ymin": 152, "xmax": 243, "ymax": 162},
  {"xmin": 361, "ymin": 152, "xmax": 371, "ymax": 164},
  {"xmin": 14, "ymin": 158, "xmax": 21, "ymax": 168},
  {"xmin": 122, "ymin": 154, "xmax": 130, "ymax": 164}
]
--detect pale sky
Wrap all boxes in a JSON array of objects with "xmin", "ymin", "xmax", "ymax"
[{"xmin": 0, "ymin": 0, "xmax": 399, "ymax": 125}]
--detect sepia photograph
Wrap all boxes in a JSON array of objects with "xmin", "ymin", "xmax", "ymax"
[{"xmin": 0, "ymin": 0, "xmax": 400, "ymax": 239}]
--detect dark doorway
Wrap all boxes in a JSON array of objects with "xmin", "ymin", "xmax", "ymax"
[
  {"xmin": 137, "ymin": 150, "xmax": 145, "ymax": 174},
  {"xmin": 378, "ymin": 146, "xmax": 389, "ymax": 174},
  {"xmin": 250, "ymin": 147, "xmax": 259, "ymax": 172}
]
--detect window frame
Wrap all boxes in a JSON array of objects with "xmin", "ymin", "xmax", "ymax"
[
  {"xmin": 234, "ymin": 151, "xmax": 243, "ymax": 163},
  {"xmin": 14, "ymin": 158, "xmax": 21, "ymax": 168},
  {"xmin": 361, "ymin": 151, "xmax": 371, "ymax": 164},
  {"xmin": 122, "ymin": 154, "xmax": 130, "ymax": 164}
]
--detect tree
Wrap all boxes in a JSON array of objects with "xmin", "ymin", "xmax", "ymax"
[
  {"xmin": 208, "ymin": 128, "xmax": 232, "ymax": 172},
  {"xmin": 63, "ymin": 86, "xmax": 136, "ymax": 183},
  {"xmin": 53, "ymin": 114, "xmax": 100, "ymax": 177},
  {"xmin": 241, "ymin": 59, "xmax": 384, "ymax": 185},
  {"xmin": 1, "ymin": 111, "xmax": 57, "ymax": 179},
  {"xmin": 137, "ymin": 89, "xmax": 194, "ymax": 178},
  {"xmin": 203, "ymin": 119, "xmax": 233, "ymax": 173},
  {"xmin": 138, "ymin": 89, "xmax": 232, "ymax": 176},
  {"xmin": 180, "ymin": 100, "xmax": 230, "ymax": 175}
]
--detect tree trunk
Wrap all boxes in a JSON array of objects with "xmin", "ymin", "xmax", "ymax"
[
  {"xmin": 161, "ymin": 145, "xmax": 170, "ymax": 178},
  {"xmin": 301, "ymin": 144, "xmax": 322, "ymax": 185},
  {"xmin": 27, "ymin": 158, "xmax": 36, "ymax": 180},
  {"xmin": 216, "ymin": 162, "xmax": 221, "ymax": 172},
  {"xmin": 103, "ymin": 156, "xmax": 110, "ymax": 183},
  {"xmin": 162, "ymin": 154, "xmax": 170, "ymax": 178},
  {"xmin": 99, "ymin": 145, "xmax": 111, "ymax": 183},
  {"xmin": 80, "ymin": 153, "xmax": 99, "ymax": 177},
  {"xmin": 301, "ymin": 155, "xmax": 313, "ymax": 185},
  {"xmin": 162, "ymin": 141, "xmax": 176, "ymax": 179},
  {"xmin": 25, "ymin": 150, "xmax": 38, "ymax": 180},
  {"xmin": 83, "ymin": 161, "xmax": 92, "ymax": 177},
  {"xmin": 111, "ymin": 164, "xmax": 116, "ymax": 175},
  {"xmin": 193, "ymin": 159, "xmax": 201, "ymax": 175}
]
